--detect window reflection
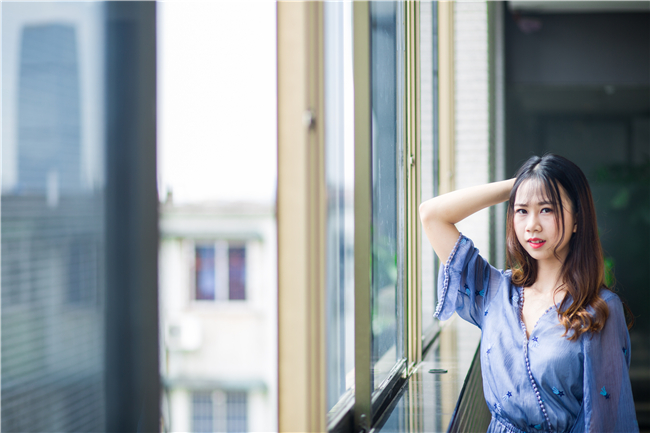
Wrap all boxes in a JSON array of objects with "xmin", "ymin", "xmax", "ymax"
[
  {"xmin": 2, "ymin": 3, "xmax": 106, "ymax": 430},
  {"xmin": 370, "ymin": 0, "xmax": 405, "ymax": 389}
]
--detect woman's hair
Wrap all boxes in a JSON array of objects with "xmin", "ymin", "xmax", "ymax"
[{"xmin": 506, "ymin": 154, "xmax": 609, "ymax": 340}]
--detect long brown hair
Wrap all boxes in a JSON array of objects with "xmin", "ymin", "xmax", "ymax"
[{"xmin": 506, "ymin": 154, "xmax": 609, "ymax": 340}]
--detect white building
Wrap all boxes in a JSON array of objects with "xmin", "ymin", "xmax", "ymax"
[{"xmin": 159, "ymin": 200, "xmax": 277, "ymax": 432}]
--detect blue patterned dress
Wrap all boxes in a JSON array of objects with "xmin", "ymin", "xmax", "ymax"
[{"xmin": 435, "ymin": 234, "xmax": 638, "ymax": 433}]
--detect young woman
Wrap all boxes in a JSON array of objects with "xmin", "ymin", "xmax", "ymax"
[{"xmin": 419, "ymin": 154, "xmax": 638, "ymax": 432}]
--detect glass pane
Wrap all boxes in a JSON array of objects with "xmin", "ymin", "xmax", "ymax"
[
  {"xmin": 196, "ymin": 246, "xmax": 216, "ymax": 300},
  {"xmin": 370, "ymin": 0, "xmax": 405, "ymax": 390},
  {"xmin": 228, "ymin": 246, "xmax": 246, "ymax": 300},
  {"xmin": 192, "ymin": 391, "xmax": 214, "ymax": 433},
  {"xmin": 1, "ymin": 3, "xmax": 106, "ymax": 430},
  {"xmin": 324, "ymin": 0, "xmax": 355, "ymax": 412},
  {"xmin": 226, "ymin": 391, "xmax": 248, "ymax": 432},
  {"xmin": 419, "ymin": 1, "xmax": 439, "ymax": 337}
]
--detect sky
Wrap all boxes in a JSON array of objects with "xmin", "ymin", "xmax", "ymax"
[{"xmin": 157, "ymin": 1, "xmax": 278, "ymax": 204}]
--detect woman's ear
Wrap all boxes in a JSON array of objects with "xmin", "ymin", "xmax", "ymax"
[{"xmin": 573, "ymin": 223, "xmax": 577, "ymax": 233}]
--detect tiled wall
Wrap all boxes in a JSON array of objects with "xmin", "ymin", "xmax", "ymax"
[
  {"xmin": 452, "ymin": 0, "xmax": 490, "ymax": 378},
  {"xmin": 454, "ymin": 0, "xmax": 490, "ymax": 258}
]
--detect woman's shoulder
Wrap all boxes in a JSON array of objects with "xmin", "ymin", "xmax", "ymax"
[
  {"xmin": 598, "ymin": 288, "xmax": 624, "ymax": 309},
  {"xmin": 576, "ymin": 288, "xmax": 624, "ymax": 317},
  {"xmin": 581, "ymin": 288, "xmax": 628, "ymax": 334},
  {"xmin": 452, "ymin": 235, "xmax": 514, "ymax": 297},
  {"xmin": 599, "ymin": 287, "xmax": 617, "ymax": 299},
  {"xmin": 455, "ymin": 234, "xmax": 510, "ymax": 273}
]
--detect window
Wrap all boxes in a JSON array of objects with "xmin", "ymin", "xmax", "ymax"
[
  {"xmin": 192, "ymin": 390, "xmax": 249, "ymax": 433},
  {"xmin": 277, "ymin": 2, "xmax": 422, "ymax": 431},
  {"xmin": 228, "ymin": 246, "xmax": 246, "ymax": 301},
  {"xmin": 324, "ymin": 0, "xmax": 356, "ymax": 414},
  {"xmin": 192, "ymin": 392, "xmax": 214, "ymax": 433},
  {"xmin": 420, "ymin": 0, "xmax": 440, "ymax": 347},
  {"xmin": 194, "ymin": 241, "xmax": 247, "ymax": 301},
  {"xmin": 196, "ymin": 245, "xmax": 217, "ymax": 300},
  {"xmin": 370, "ymin": 0, "xmax": 406, "ymax": 389},
  {"xmin": 2, "ymin": 2, "xmax": 159, "ymax": 431},
  {"xmin": 225, "ymin": 391, "xmax": 248, "ymax": 432},
  {"xmin": 1, "ymin": 3, "xmax": 110, "ymax": 431}
]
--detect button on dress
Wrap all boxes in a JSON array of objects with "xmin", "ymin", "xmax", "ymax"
[{"xmin": 435, "ymin": 234, "xmax": 638, "ymax": 433}]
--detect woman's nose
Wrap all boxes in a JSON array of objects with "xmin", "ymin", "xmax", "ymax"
[{"xmin": 526, "ymin": 214, "xmax": 541, "ymax": 232}]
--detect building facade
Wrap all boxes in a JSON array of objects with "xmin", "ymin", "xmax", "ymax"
[{"xmin": 159, "ymin": 201, "xmax": 277, "ymax": 432}]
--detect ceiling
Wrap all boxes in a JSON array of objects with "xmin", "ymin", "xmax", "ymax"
[{"xmin": 508, "ymin": 1, "xmax": 650, "ymax": 14}]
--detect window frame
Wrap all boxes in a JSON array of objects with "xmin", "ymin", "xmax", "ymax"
[
  {"xmin": 352, "ymin": 2, "xmax": 422, "ymax": 430},
  {"xmin": 420, "ymin": 0, "xmax": 441, "ymax": 353},
  {"xmin": 190, "ymin": 239, "xmax": 249, "ymax": 303},
  {"xmin": 104, "ymin": 3, "xmax": 159, "ymax": 430},
  {"xmin": 276, "ymin": 2, "xmax": 428, "ymax": 432},
  {"xmin": 190, "ymin": 389, "xmax": 249, "ymax": 433}
]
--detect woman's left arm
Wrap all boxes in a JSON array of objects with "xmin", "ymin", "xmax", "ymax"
[{"xmin": 582, "ymin": 293, "xmax": 638, "ymax": 432}]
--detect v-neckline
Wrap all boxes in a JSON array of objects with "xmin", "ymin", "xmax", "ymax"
[
  {"xmin": 519, "ymin": 286, "xmax": 556, "ymax": 340},
  {"xmin": 516, "ymin": 286, "xmax": 555, "ymax": 432}
]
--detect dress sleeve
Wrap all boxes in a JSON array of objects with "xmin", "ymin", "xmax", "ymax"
[
  {"xmin": 582, "ymin": 292, "xmax": 638, "ymax": 432},
  {"xmin": 433, "ymin": 234, "xmax": 504, "ymax": 328}
]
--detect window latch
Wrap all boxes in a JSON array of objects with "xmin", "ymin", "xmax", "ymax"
[{"xmin": 303, "ymin": 109, "xmax": 316, "ymax": 130}]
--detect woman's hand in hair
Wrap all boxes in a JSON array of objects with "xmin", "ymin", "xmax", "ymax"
[{"xmin": 419, "ymin": 179, "xmax": 515, "ymax": 263}]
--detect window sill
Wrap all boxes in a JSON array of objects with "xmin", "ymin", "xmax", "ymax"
[{"xmin": 370, "ymin": 316, "xmax": 484, "ymax": 433}]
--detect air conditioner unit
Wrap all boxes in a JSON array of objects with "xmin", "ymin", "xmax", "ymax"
[{"xmin": 166, "ymin": 316, "xmax": 202, "ymax": 351}]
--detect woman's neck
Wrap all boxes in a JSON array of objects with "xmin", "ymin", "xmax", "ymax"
[{"xmin": 531, "ymin": 257, "xmax": 565, "ymax": 295}]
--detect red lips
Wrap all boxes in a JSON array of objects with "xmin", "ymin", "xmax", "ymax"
[{"xmin": 527, "ymin": 238, "xmax": 546, "ymax": 249}]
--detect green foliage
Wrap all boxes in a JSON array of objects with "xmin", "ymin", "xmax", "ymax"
[
  {"xmin": 594, "ymin": 157, "xmax": 650, "ymax": 289},
  {"xmin": 604, "ymin": 256, "xmax": 615, "ymax": 288},
  {"xmin": 595, "ymin": 158, "xmax": 650, "ymax": 226}
]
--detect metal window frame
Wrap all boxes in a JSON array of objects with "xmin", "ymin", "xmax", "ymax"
[
  {"xmin": 422, "ymin": 0, "xmax": 441, "ymax": 355},
  {"xmin": 405, "ymin": 0, "xmax": 422, "ymax": 372},
  {"xmin": 488, "ymin": 1, "xmax": 507, "ymax": 268},
  {"xmin": 354, "ymin": 1, "xmax": 424, "ymax": 430},
  {"xmin": 353, "ymin": 2, "xmax": 373, "ymax": 432},
  {"xmin": 104, "ymin": 2, "xmax": 160, "ymax": 431}
]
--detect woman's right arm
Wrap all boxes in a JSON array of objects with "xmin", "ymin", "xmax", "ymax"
[{"xmin": 419, "ymin": 179, "xmax": 515, "ymax": 263}]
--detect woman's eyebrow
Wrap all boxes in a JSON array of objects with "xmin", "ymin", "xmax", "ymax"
[{"xmin": 514, "ymin": 200, "xmax": 553, "ymax": 207}]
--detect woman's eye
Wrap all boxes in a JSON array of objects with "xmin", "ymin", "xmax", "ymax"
[
  {"xmin": 515, "ymin": 209, "xmax": 526, "ymax": 215},
  {"xmin": 541, "ymin": 207, "xmax": 553, "ymax": 214}
]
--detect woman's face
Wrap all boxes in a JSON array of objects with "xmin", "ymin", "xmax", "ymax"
[{"xmin": 513, "ymin": 179, "xmax": 576, "ymax": 265}]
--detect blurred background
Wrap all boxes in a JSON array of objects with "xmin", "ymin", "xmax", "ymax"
[{"xmin": 1, "ymin": 1, "xmax": 648, "ymax": 432}]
